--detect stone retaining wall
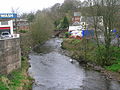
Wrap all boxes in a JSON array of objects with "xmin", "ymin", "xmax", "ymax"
[{"xmin": 0, "ymin": 38, "xmax": 21, "ymax": 74}]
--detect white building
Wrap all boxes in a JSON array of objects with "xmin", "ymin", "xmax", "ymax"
[
  {"xmin": 0, "ymin": 13, "xmax": 17, "ymax": 35},
  {"xmin": 0, "ymin": 20, "xmax": 14, "ymax": 34},
  {"xmin": 87, "ymin": 0, "xmax": 94, "ymax": 6}
]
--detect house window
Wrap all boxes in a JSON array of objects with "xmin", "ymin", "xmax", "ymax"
[{"xmin": 1, "ymin": 21, "xmax": 8, "ymax": 25}]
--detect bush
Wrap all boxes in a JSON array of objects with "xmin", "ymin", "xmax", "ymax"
[
  {"xmin": 0, "ymin": 57, "xmax": 33, "ymax": 90},
  {"xmin": 65, "ymin": 32, "xmax": 71, "ymax": 38},
  {"xmin": 62, "ymin": 38, "xmax": 120, "ymax": 72},
  {"xmin": 30, "ymin": 12, "xmax": 54, "ymax": 45},
  {"xmin": 19, "ymin": 30, "xmax": 28, "ymax": 33},
  {"xmin": 105, "ymin": 59, "xmax": 120, "ymax": 72},
  {"xmin": 105, "ymin": 47, "xmax": 120, "ymax": 72},
  {"xmin": 94, "ymin": 46, "xmax": 118, "ymax": 66}
]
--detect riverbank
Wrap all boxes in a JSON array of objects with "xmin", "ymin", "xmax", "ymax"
[
  {"xmin": 0, "ymin": 32, "xmax": 33, "ymax": 90},
  {"xmin": 0, "ymin": 56, "xmax": 33, "ymax": 90},
  {"xmin": 62, "ymin": 38, "xmax": 120, "ymax": 82}
]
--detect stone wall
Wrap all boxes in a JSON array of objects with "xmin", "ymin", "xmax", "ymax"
[{"xmin": 0, "ymin": 38, "xmax": 21, "ymax": 75}]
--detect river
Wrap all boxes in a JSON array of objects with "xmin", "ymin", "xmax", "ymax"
[{"xmin": 29, "ymin": 38, "xmax": 120, "ymax": 90}]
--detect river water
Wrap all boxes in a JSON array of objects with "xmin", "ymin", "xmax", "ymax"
[{"xmin": 29, "ymin": 38, "xmax": 120, "ymax": 90}]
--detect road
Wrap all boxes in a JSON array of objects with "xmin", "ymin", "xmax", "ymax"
[{"xmin": 29, "ymin": 38, "xmax": 120, "ymax": 90}]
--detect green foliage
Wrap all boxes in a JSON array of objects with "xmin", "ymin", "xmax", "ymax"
[
  {"xmin": 21, "ymin": 56, "xmax": 27, "ymax": 61},
  {"xmin": 94, "ymin": 46, "xmax": 110, "ymax": 66},
  {"xmin": 54, "ymin": 16, "xmax": 69, "ymax": 30},
  {"xmin": 111, "ymin": 47, "xmax": 120, "ymax": 59},
  {"xmin": 0, "ymin": 81, "xmax": 9, "ymax": 90},
  {"xmin": 62, "ymin": 38, "xmax": 96, "ymax": 61},
  {"xmin": 60, "ymin": 0, "xmax": 81, "ymax": 14},
  {"xmin": 62, "ymin": 38, "xmax": 120, "ymax": 73},
  {"xmin": 61, "ymin": 16, "xmax": 69, "ymax": 29},
  {"xmin": 83, "ymin": 0, "xmax": 119, "ymax": 67},
  {"xmin": 20, "ymin": 33, "xmax": 32, "ymax": 56},
  {"xmin": 49, "ymin": 0, "xmax": 81, "ymax": 30},
  {"xmin": 105, "ymin": 60, "xmax": 120, "ymax": 72},
  {"xmin": 70, "ymin": 39, "xmax": 81, "ymax": 45},
  {"xmin": 20, "ymin": 13, "xmax": 28, "ymax": 19},
  {"xmin": 9, "ymin": 71, "xmax": 25, "ymax": 89},
  {"xmin": 54, "ymin": 20, "xmax": 60, "ymax": 29},
  {"xmin": 30, "ymin": 12, "xmax": 54, "ymax": 45},
  {"xmin": 65, "ymin": 32, "xmax": 71, "ymax": 38},
  {"xmin": 27, "ymin": 13, "xmax": 35, "ymax": 23},
  {"xmin": 105, "ymin": 47, "xmax": 120, "ymax": 72},
  {"xmin": 19, "ymin": 30, "xmax": 28, "ymax": 33},
  {"xmin": 0, "ymin": 57, "xmax": 33, "ymax": 90},
  {"xmin": 94, "ymin": 46, "xmax": 120, "ymax": 66}
]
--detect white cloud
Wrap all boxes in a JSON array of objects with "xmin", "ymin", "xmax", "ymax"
[{"xmin": 0, "ymin": 0, "xmax": 64, "ymax": 13}]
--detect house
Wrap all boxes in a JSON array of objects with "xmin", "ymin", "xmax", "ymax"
[
  {"xmin": 72, "ymin": 12, "xmax": 81, "ymax": 26},
  {"xmin": 80, "ymin": 16, "xmax": 103, "ymax": 30},
  {"xmin": 13, "ymin": 19, "xmax": 29, "ymax": 31},
  {"xmin": 69, "ymin": 12, "xmax": 85, "ymax": 37},
  {"xmin": 69, "ymin": 12, "xmax": 102, "ymax": 38}
]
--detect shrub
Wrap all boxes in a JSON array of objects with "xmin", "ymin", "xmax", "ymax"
[
  {"xmin": 65, "ymin": 32, "xmax": 71, "ymax": 38},
  {"xmin": 19, "ymin": 30, "xmax": 28, "ymax": 33}
]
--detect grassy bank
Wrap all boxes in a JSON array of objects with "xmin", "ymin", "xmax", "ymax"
[
  {"xmin": 62, "ymin": 38, "xmax": 96, "ymax": 63},
  {"xmin": 105, "ymin": 47, "xmax": 120, "ymax": 72},
  {"xmin": 0, "ymin": 32, "xmax": 33, "ymax": 90},
  {"xmin": 62, "ymin": 38, "xmax": 120, "ymax": 73},
  {"xmin": 0, "ymin": 57, "xmax": 33, "ymax": 90}
]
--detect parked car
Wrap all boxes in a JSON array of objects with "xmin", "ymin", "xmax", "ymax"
[{"xmin": 1, "ymin": 32, "xmax": 12, "ymax": 39}]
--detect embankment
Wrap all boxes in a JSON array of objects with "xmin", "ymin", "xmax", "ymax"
[
  {"xmin": 0, "ymin": 33, "xmax": 33, "ymax": 90},
  {"xmin": 62, "ymin": 38, "xmax": 120, "ymax": 82}
]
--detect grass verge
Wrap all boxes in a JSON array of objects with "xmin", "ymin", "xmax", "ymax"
[
  {"xmin": 0, "ymin": 56, "xmax": 33, "ymax": 90},
  {"xmin": 62, "ymin": 38, "xmax": 120, "ymax": 73}
]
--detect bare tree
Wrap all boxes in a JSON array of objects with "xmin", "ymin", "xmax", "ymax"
[{"xmin": 83, "ymin": 0, "xmax": 120, "ymax": 65}]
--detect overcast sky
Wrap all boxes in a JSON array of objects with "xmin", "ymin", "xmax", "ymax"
[
  {"xmin": 0, "ymin": 0, "xmax": 65, "ymax": 14},
  {"xmin": 1, "ymin": 0, "xmax": 84, "ymax": 14}
]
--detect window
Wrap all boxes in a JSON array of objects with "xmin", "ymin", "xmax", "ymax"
[
  {"xmin": 1, "ymin": 21, "xmax": 8, "ymax": 25},
  {"xmin": 1, "ymin": 32, "xmax": 9, "ymax": 35}
]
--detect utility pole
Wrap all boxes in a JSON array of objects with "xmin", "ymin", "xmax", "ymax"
[
  {"xmin": 15, "ymin": 18, "xmax": 17, "ymax": 34},
  {"xmin": 11, "ymin": 7, "xmax": 19, "ymax": 34}
]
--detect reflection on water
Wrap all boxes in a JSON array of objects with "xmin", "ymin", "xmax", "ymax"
[{"xmin": 29, "ymin": 38, "xmax": 120, "ymax": 90}]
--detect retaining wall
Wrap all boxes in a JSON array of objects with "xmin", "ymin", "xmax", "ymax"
[{"xmin": 0, "ymin": 38, "xmax": 21, "ymax": 74}]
